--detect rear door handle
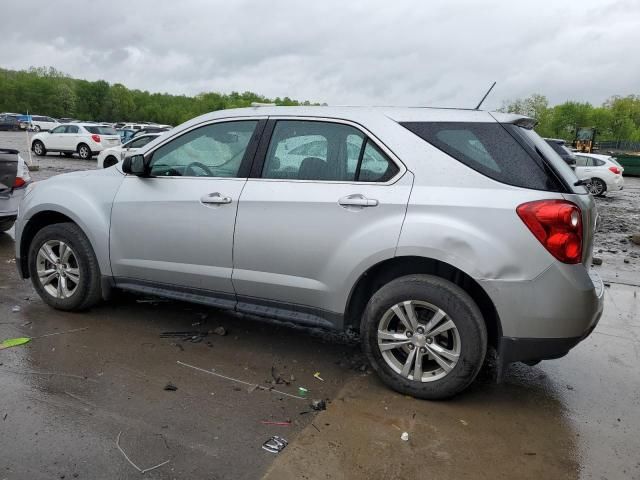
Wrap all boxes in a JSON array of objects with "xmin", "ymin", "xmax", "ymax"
[
  {"xmin": 338, "ymin": 194, "xmax": 378, "ymax": 208},
  {"xmin": 200, "ymin": 192, "xmax": 232, "ymax": 205}
]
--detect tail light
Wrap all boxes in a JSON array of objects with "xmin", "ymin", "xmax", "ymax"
[
  {"xmin": 609, "ymin": 166, "xmax": 621, "ymax": 175},
  {"xmin": 91, "ymin": 134, "xmax": 101, "ymax": 143},
  {"xmin": 13, "ymin": 177, "xmax": 26, "ymax": 188},
  {"xmin": 517, "ymin": 200, "xmax": 582, "ymax": 264}
]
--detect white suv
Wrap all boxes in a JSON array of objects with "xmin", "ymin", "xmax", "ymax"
[
  {"xmin": 31, "ymin": 124, "xmax": 121, "ymax": 160},
  {"xmin": 30, "ymin": 115, "xmax": 59, "ymax": 132}
]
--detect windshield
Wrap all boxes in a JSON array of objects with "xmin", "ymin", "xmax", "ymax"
[{"xmin": 85, "ymin": 126, "xmax": 117, "ymax": 135}]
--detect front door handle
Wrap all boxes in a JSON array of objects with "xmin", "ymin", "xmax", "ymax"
[
  {"xmin": 338, "ymin": 194, "xmax": 379, "ymax": 208},
  {"xmin": 200, "ymin": 192, "xmax": 232, "ymax": 205}
]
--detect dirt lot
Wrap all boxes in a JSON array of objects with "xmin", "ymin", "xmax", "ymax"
[{"xmin": 1, "ymin": 130, "xmax": 639, "ymax": 479}]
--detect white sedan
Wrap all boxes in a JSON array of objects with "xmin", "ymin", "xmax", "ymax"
[
  {"xmin": 97, "ymin": 133, "xmax": 162, "ymax": 168},
  {"xmin": 574, "ymin": 153, "xmax": 624, "ymax": 196}
]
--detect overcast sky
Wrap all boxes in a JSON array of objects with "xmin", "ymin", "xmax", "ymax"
[{"xmin": 1, "ymin": 0, "xmax": 639, "ymax": 110}]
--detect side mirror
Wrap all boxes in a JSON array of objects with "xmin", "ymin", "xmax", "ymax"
[{"xmin": 122, "ymin": 154, "xmax": 148, "ymax": 176}]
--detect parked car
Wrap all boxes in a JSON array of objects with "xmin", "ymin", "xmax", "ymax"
[
  {"xmin": 0, "ymin": 148, "xmax": 31, "ymax": 232},
  {"xmin": 15, "ymin": 107, "xmax": 603, "ymax": 399},
  {"xmin": 573, "ymin": 153, "xmax": 624, "ymax": 196},
  {"xmin": 0, "ymin": 114, "xmax": 21, "ymax": 131},
  {"xmin": 131, "ymin": 126, "xmax": 172, "ymax": 139},
  {"xmin": 544, "ymin": 138, "xmax": 577, "ymax": 167},
  {"xmin": 117, "ymin": 129, "xmax": 136, "ymax": 144},
  {"xmin": 31, "ymin": 123, "xmax": 121, "ymax": 159},
  {"xmin": 97, "ymin": 133, "xmax": 163, "ymax": 168},
  {"xmin": 15, "ymin": 115, "xmax": 32, "ymax": 130},
  {"xmin": 30, "ymin": 115, "xmax": 60, "ymax": 132}
]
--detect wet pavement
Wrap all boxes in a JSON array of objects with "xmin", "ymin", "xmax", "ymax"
[{"xmin": 1, "ymin": 130, "xmax": 640, "ymax": 479}]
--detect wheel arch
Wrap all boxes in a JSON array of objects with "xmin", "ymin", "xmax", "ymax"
[{"xmin": 344, "ymin": 255, "xmax": 502, "ymax": 349}]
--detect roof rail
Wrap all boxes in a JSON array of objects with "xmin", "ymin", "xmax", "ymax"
[{"xmin": 250, "ymin": 102, "xmax": 276, "ymax": 107}]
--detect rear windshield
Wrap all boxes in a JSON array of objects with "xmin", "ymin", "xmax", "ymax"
[
  {"xmin": 401, "ymin": 121, "xmax": 564, "ymax": 192},
  {"xmin": 85, "ymin": 126, "xmax": 117, "ymax": 135}
]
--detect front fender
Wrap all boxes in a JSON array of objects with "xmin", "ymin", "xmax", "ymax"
[{"xmin": 16, "ymin": 169, "xmax": 124, "ymax": 277}]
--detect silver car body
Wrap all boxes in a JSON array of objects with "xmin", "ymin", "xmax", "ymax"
[
  {"xmin": 14, "ymin": 106, "xmax": 604, "ymax": 368},
  {"xmin": 1, "ymin": 151, "xmax": 31, "ymax": 223}
]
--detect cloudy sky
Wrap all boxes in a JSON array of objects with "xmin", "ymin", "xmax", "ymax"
[{"xmin": 1, "ymin": 0, "xmax": 639, "ymax": 110}]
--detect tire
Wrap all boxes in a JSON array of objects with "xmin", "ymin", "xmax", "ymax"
[
  {"xmin": 33, "ymin": 125, "xmax": 41, "ymax": 132},
  {"xmin": 0, "ymin": 219, "xmax": 15, "ymax": 232},
  {"xmin": 77, "ymin": 143, "xmax": 92, "ymax": 160},
  {"xmin": 103, "ymin": 156, "xmax": 118, "ymax": 168},
  {"xmin": 587, "ymin": 178, "xmax": 606, "ymax": 197},
  {"xmin": 63, "ymin": 152, "xmax": 74, "ymax": 158},
  {"xmin": 32, "ymin": 140, "xmax": 47, "ymax": 156},
  {"xmin": 361, "ymin": 274, "xmax": 487, "ymax": 400},
  {"xmin": 28, "ymin": 222, "xmax": 102, "ymax": 311}
]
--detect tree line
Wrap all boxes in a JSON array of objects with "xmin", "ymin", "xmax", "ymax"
[
  {"xmin": 499, "ymin": 93, "xmax": 640, "ymax": 142},
  {"xmin": 0, "ymin": 67, "xmax": 312, "ymax": 126}
]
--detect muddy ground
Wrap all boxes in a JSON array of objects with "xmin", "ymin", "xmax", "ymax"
[{"xmin": 1, "ymin": 131, "xmax": 639, "ymax": 479}]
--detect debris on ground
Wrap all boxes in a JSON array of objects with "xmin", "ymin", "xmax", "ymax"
[
  {"xmin": 631, "ymin": 233, "xmax": 640, "ymax": 246},
  {"xmin": 271, "ymin": 366, "xmax": 290, "ymax": 385},
  {"xmin": 592, "ymin": 257, "xmax": 603, "ymax": 266},
  {"xmin": 176, "ymin": 361, "xmax": 306, "ymax": 400},
  {"xmin": 313, "ymin": 372, "xmax": 324, "ymax": 382},
  {"xmin": 160, "ymin": 331, "xmax": 208, "ymax": 343},
  {"xmin": 310, "ymin": 399, "xmax": 326, "ymax": 411},
  {"xmin": 0, "ymin": 337, "xmax": 31, "ymax": 350},
  {"xmin": 260, "ymin": 420, "xmax": 292, "ymax": 426},
  {"xmin": 262, "ymin": 436, "xmax": 288, "ymax": 454},
  {"xmin": 164, "ymin": 382, "xmax": 178, "ymax": 391},
  {"xmin": 401, "ymin": 432, "xmax": 409, "ymax": 441},
  {"xmin": 212, "ymin": 326, "xmax": 227, "ymax": 336},
  {"xmin": 115, "ymin": 431, "xmax": 170, "ymax": 474},
  {"xmin": 11, "ymin": 305, "xmax": 20, "ymax": 313},
  {"xmin": 298, "ymin": 387, "xmax": 308, "ymax": 398}
]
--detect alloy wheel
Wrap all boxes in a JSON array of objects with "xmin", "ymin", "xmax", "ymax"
[
  {"xmin": 36, "ymin": 240, "xmax": 81, "ymax": 298},
  {"xmin": 377, "ymin": 300, "xmax": 461, "ymax": 382}
]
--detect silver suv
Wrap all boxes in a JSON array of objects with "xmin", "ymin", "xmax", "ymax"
[{"xmin": 14, "ymin": 107, "xmax": 604, "ymax": 399}]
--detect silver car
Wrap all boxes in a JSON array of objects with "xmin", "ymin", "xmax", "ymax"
[{"xmin": 14, "ymin": 107, "xmax": 604, "ymax": 399}]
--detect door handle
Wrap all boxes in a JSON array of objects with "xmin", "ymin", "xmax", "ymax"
[
  {"xmin": 200, "ymin": 192, "xmax": 232, "ymax": 205},
  {"xmin": 338, "ymin": 194, "xmax": 379, "ymax": 208}
]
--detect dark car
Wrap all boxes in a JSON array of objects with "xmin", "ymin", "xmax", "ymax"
[
  {"xmin": 0, "ymin": 114, "xmax": 21, "ymax": 131},
  {"xmin": 544, "ymin": 138, "xmax": 577, "ymax": 167}
]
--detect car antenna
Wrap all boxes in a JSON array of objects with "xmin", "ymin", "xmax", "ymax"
[{"xmin": 474, "ymin": 81, "xmax": 496, "ymax": 110}]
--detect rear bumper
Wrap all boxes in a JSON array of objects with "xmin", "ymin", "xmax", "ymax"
[{"xmin": 480, "ymin": 265, "xmax": 604, "ymax": 365}]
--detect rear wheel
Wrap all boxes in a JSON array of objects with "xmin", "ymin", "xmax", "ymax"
[
  {"xmin": 32, "ymin": 140, "xmax": 46, "ymax": 156},
  {"xmin": 33, "ymin": 125, "xmax": 41, "ymax": 132},
  {"xmin": 587, "ymin": 178, "xmax": 606, "ymax": 196},
  {"xmin": 103, "ymin": 156, "xmax": 118, "ymax": 168},
  {"xmin": 28, "ymin": 223, "xmax": 102, "ymax": 311},
  {"xmin": 361, "ymin": 274, "xmax": 487, "ymax": 399},
  {"xmin": 77, "ymin": 143, "xmax": 92, "ymax": 160},
  {"xmin": 0, "ymin": 218, "xmax": 15, "ymax": 232}
]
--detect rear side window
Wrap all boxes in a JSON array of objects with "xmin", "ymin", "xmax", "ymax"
[
  {"xmin": 401, "ymin": 122, "xmax": 562, "ymax": 191},
  {"xmin": 85, "ymin": 126, "xmax": 117, "ymax": 135}
]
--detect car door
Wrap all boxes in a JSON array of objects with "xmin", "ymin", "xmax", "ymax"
[
  {"xmin": 232, "ymin": 118, "xmax": 413, "ymax": 325},
  {"xmin": 62, "ymin": 124, "xmax": 81, "ymax": 150},
  {"xmin": 109, "ymin": 119, "xmax": 264, "ymax": 307},
  {"xmin": 46, "ymin": 125, "xmax": 67, "ymax": 149},
  {"xmin": 573, "ymin": 155, "xmax": 589, "ymax": 180}
]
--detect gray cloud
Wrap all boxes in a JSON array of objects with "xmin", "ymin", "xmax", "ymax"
[{"xmin": 1, "ymin": 0, "xmax": 639, "ymax": 110}]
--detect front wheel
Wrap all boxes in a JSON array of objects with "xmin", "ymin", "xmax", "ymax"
[
  {"xmin": 28, "ymin": 223, "xmax": 102, "ymax": 311},
  {"xmin": 103, "ymin": 156, "xmax": 118, "ymax": 168},
  {"xmin": 361, "ymin": 274, "xmax": 487, "ymax": 399},
  {"xmin": 32, "ymin": 140, "xmax": 46, "ymax": 156},
  {"xmin": 77, "ymin": 143, "xmax": 92, "ymax": 160},
  {"xmin": 33, "ymin": 125, "xmax": 41, "ymax": 132}
]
